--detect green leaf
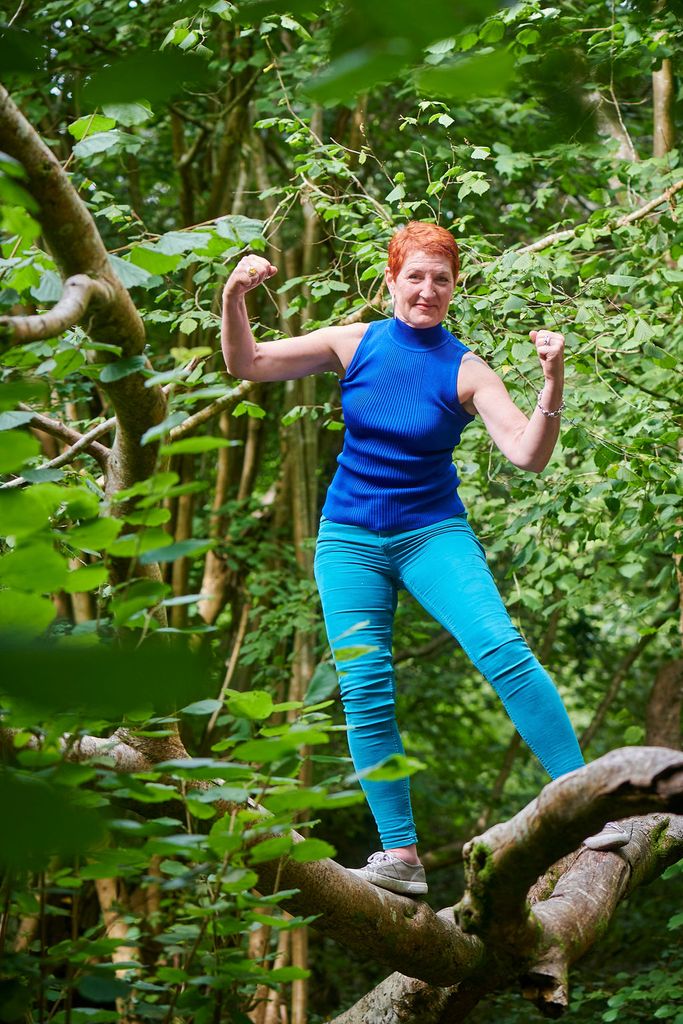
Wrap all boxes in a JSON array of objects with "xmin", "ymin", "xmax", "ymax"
[
  {"xmin": 82, "ymin": 50, "xmax": 211, "ymax": 106},
  {"xmin": 215, "ymin": 215, "xmax": 265, "ymax": 242},
  {"xmin": 233, "ymin": 400, "xmax": 267, "ymax": 419},
  {"xmin": 0, "ymin": 542, "xmax": 68, "ymax": 592},
  {"xmin": 108, "ymin": 255, "xmax": 155, "ymax": 290},
  {"xmin": 0, "ymin": 381, "xmax": 49, "ymax": 413},
  {"xmin": 0, "ymin": 770, "xmax": 106, "ymax": 869},
  {"xmin": 108, "ymin": 526, "xmax": 174, "ymax": 558},
  {"xmin": 227, "ymin": 689, "xmax": 274, "ymax": 720},
  {"xmin": 159, "ymin": 436, "xmax": 234, "ymax": 455},
  {"xmin": 68, "ymin": 114, "xmax": 117, "ymax": 140},
  {"xmin": 63, "ymin": 564, "xmax": 109, "ymax": 593},
  {"xmin": 77, "ymin": 976, "xmax": 131, "ymax": 1004},
  {"xmin": 0, "ymin": 639, "xmax": 210, "ymax": 720},
  {"xmin": 289, "ymin": 838, "xmax": 336, "ymax": 863},
  {"xmin": 0, "ymin": 485, "xmax": 59, "ymax": 538},
  {"xmin": 358, "ymin": 753, "xmax": 426, "ymax": 782},
  {"xmin": 304, "ymin": 662, "xmax": 338, "ymax": 705},
  {"xmin": 268, "ymin": 966, "xmax": 311, "ymax": 981},
  {"xmin": 0, "ymin": 590, "xmax": 55, "ymax": 637},
  {"xmin": 232, "ymin": 730, "xmax": 329, "ymax": 762},
  {"xmin": 0, "ymin": 410, "xmax": 35, "ymax": 431},
  {"xmin": 417, "ymin": 48, "xmax": 516, "ymax": 98},
  {"xmin": 305, "ymin": 43, "xmax": 413, "ymax": 104},
  {"xmin": 72, "ymin": 129, "xmax": 141, "ymax": 159},
  {"xmin": 140, "ymin": 412, "xmax": 188, "ymax": 446},
  {"xmin": 0, "ymin": 429, "xmax": 40, "ymax": 473},
  {"xmin": 128, "ymin": 245, "xmax": 183, "ymax": 275},
  {"xmin": 138, "ymin": 537, "xmax": 215, "ymax": 564},
  {"xmin": 248, "ymin": 835, "xmax": 293, "ymax": 863},
  {"xmin": 99, "ymin": 355, "xmax": 147, "ymax": 383},
  {"xmin": 668, "ymin": 912, "xmax": 683, "ymax": 930},
  {"xmin": 185, "ymin": 796, "xmax": 217, "ymax": 820},
  {"xmin": 181, "ymin": 699, "xmax": 223, "ymax": 715},
  {"xmin": 385, "ymin": 183, "xmax": 406, "ymax": 203},
  {"xmin": 102, "ymin": 102, "xmax": 153, "ymax": 126},
  {"xmin": 30, "ymin": 269, "xmax": 62, "ymax": 303},
  {"xmin": 123, "ymin": 508, "xmax": 171, "ymax": 527},
  {"xmin": 154, "ymin": 230, "xmax": 212, "ymax": 255},
  {"xmin": 0, "ymin": 25, "xmax": 45, "ymax": 75},
  {"xmin": 69, "ymin": 517, "xmax": 124, "ymax": 553}
]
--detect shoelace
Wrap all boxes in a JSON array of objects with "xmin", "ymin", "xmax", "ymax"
[{"xmin": 367, "ymin": 851, "xmax": 393, "ymax": 864}]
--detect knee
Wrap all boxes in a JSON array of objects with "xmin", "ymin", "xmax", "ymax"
[
  {"xmin": 472, "ymin": 630, "xmax": 537, "ymax": 685},
  {"xmin": 338, "ymin": 662, "xmax": 396, "ymax": 722}
]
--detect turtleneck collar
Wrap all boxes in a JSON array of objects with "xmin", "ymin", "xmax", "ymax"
[{"xmin": 388, "ymin": 316, "xmax": 448, "ymax": 350}]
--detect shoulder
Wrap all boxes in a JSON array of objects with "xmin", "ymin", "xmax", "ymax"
[
  {"xmin": 457, "ymin": 351, "xmax": 502, "ymax": 414},
  {"xmin": 328, "ymin": 320, "xmax": 375, "ymax": 378}
]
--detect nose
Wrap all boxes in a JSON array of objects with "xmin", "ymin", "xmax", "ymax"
[{"xmin": 419, "ymin": 276, "xmax": 436, "ymax": 298}]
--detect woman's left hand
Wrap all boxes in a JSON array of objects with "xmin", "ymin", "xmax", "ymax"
[{"xmin": 529, "ymin": 329, "xmax": 564, "ymax": 381}]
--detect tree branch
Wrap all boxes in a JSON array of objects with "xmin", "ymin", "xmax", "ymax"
[
  {"xmin": 0, "ymin": 274, "xmax": 113, "ymax": 343},
  {"xmin": 511, "ymin": 178, "xmax": 683, "ymax": 257},
  {"xmin": 169, "ymin": 379, "xmax": 257, "ymax": 441},
  {"xmin": 580, "ymin": 624, "xmax": 663, "ymax": 750},
  {"xmin": 524, "ymin": 814, "xmax": 683, "ymax": 1016},
  {"xmin": 0, "ymin": 409, "xmax": 113, "ymax": 488},
  {"xmin": 0, "ymin": 86, "xmax": 167, "ymax": 501},
  {"xmin": 459, "ymin": 746, "xmax": 683, "ymax": 938}
]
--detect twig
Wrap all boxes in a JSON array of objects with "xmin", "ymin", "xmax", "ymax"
[
  {"xmin": 1, "ymin": 410, "xmax": 113, "ymax": 488},
  {"xmin": 580, "ymin": 615, "xmax": 670, "ymax": 750},
  {"xmin": 205, "ymin": 602, "xmax": 252, "ymax": 739},
  {"xmin": 168, "ymin": 379, "xmax": 256, "ymax": 441}
]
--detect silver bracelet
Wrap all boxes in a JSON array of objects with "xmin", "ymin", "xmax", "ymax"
[{"xmin": 537, "ymin": 390, "xmax": 565, "ymax": 418}]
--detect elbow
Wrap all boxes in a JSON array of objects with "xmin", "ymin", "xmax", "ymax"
[
  {"xmin": 226, "ymin": 363, "xmax": 256, "ymax": 381},
  {"xmin": 510, "ymin": 453, "xmax": 548, "ymax": 473},
  {"xmin": 224, "ymin": 354, "xmax": 259, "ymax": 381}
]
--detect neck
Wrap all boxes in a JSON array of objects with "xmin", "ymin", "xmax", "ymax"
[{"xmin": 389, "ymin": 315, "xmax": 445, "ymax": 349}]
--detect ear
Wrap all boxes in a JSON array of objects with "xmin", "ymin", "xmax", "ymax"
[{"xmin": 384, "ymin": 266, "xmax": 395, "ymax": 295}]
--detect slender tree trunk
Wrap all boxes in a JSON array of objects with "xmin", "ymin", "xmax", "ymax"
[{"xmin": 170, "ymin": 454, "xmax": 196, "ymax": 629}]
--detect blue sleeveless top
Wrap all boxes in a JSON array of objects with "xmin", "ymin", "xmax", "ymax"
[{"xmin": 321, "ymin": 316, "xmax": 475, "ymax": 532}]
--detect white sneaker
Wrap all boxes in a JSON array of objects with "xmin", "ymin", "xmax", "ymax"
[
  {"xmin": 347, "ymin": 851, "xmax": 428, "ymax": 895},
  {"xmin": 584, "ymin": 821, "xmax": 630, "ymax": 851}
]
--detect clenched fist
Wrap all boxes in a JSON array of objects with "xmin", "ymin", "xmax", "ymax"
[
  {"xmin": 529, "ymin": 328, "xmax": 564, "ymax": 381},
  {"xmin": 224, "ymin": 255, "xmax": 277, "ymax": 298}
]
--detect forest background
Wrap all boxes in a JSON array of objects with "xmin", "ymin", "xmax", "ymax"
[{"xmin": 0, "ymin": 0, "xmax": 682, "ymax": 1022}]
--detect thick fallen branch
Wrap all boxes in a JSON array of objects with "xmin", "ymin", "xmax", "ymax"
[
  {"xmin": 331, "ymin": 807, "xmax": 682, "ymax": 1024},
  {"xmin": 459, "ymin": 746, "xmax": 683, "ymax": 936},
  {"xmin": 524, "ymin": 813, "xmax": 683, "ymax": 1016}
]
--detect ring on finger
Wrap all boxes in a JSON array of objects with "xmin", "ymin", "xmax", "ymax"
[{"xmin": 248, "ymin": 266, "xmax": 258, "ymax": 277}]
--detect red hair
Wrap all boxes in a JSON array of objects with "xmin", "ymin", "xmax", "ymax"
[{"xmin": 387, "ymin": 222, "xmax": 460, "ymax": 282}]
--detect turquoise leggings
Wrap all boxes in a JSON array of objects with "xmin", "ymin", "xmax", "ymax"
[{"xmin": 313, "ymin": 513, "xmax": 585, "ymax": 849}]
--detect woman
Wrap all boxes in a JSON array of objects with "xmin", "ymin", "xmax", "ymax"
[{"xmin": 221, "ymin": 222, "xmax": 628, "ymax": 896}]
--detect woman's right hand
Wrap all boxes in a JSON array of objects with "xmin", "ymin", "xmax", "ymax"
[{"xmin": 224, "ymin": 255, "xmax": 277, "ymax": 298}]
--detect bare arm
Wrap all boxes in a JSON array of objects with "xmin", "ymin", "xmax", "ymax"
[
  {"xmin": 459, "ymin": 330, "xmax": 565, "ymax": 473},
  {"xmin": 221, "ymin": 255, "xmax": 362, "ymax": 382}
]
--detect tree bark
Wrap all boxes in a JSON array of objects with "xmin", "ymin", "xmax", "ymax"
[{"xmin": 646, "ymin": 659, "xmax": 683, "ymax": 749}]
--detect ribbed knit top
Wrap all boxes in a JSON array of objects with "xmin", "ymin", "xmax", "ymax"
[{"xmin": 321, "ymin": 316, "xmax": 475, "ymax": 532}]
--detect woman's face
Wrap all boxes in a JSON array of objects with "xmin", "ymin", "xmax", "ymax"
[{"xmin": 385, "ymin": 248, "xmax": 456, "ymax": 329}]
